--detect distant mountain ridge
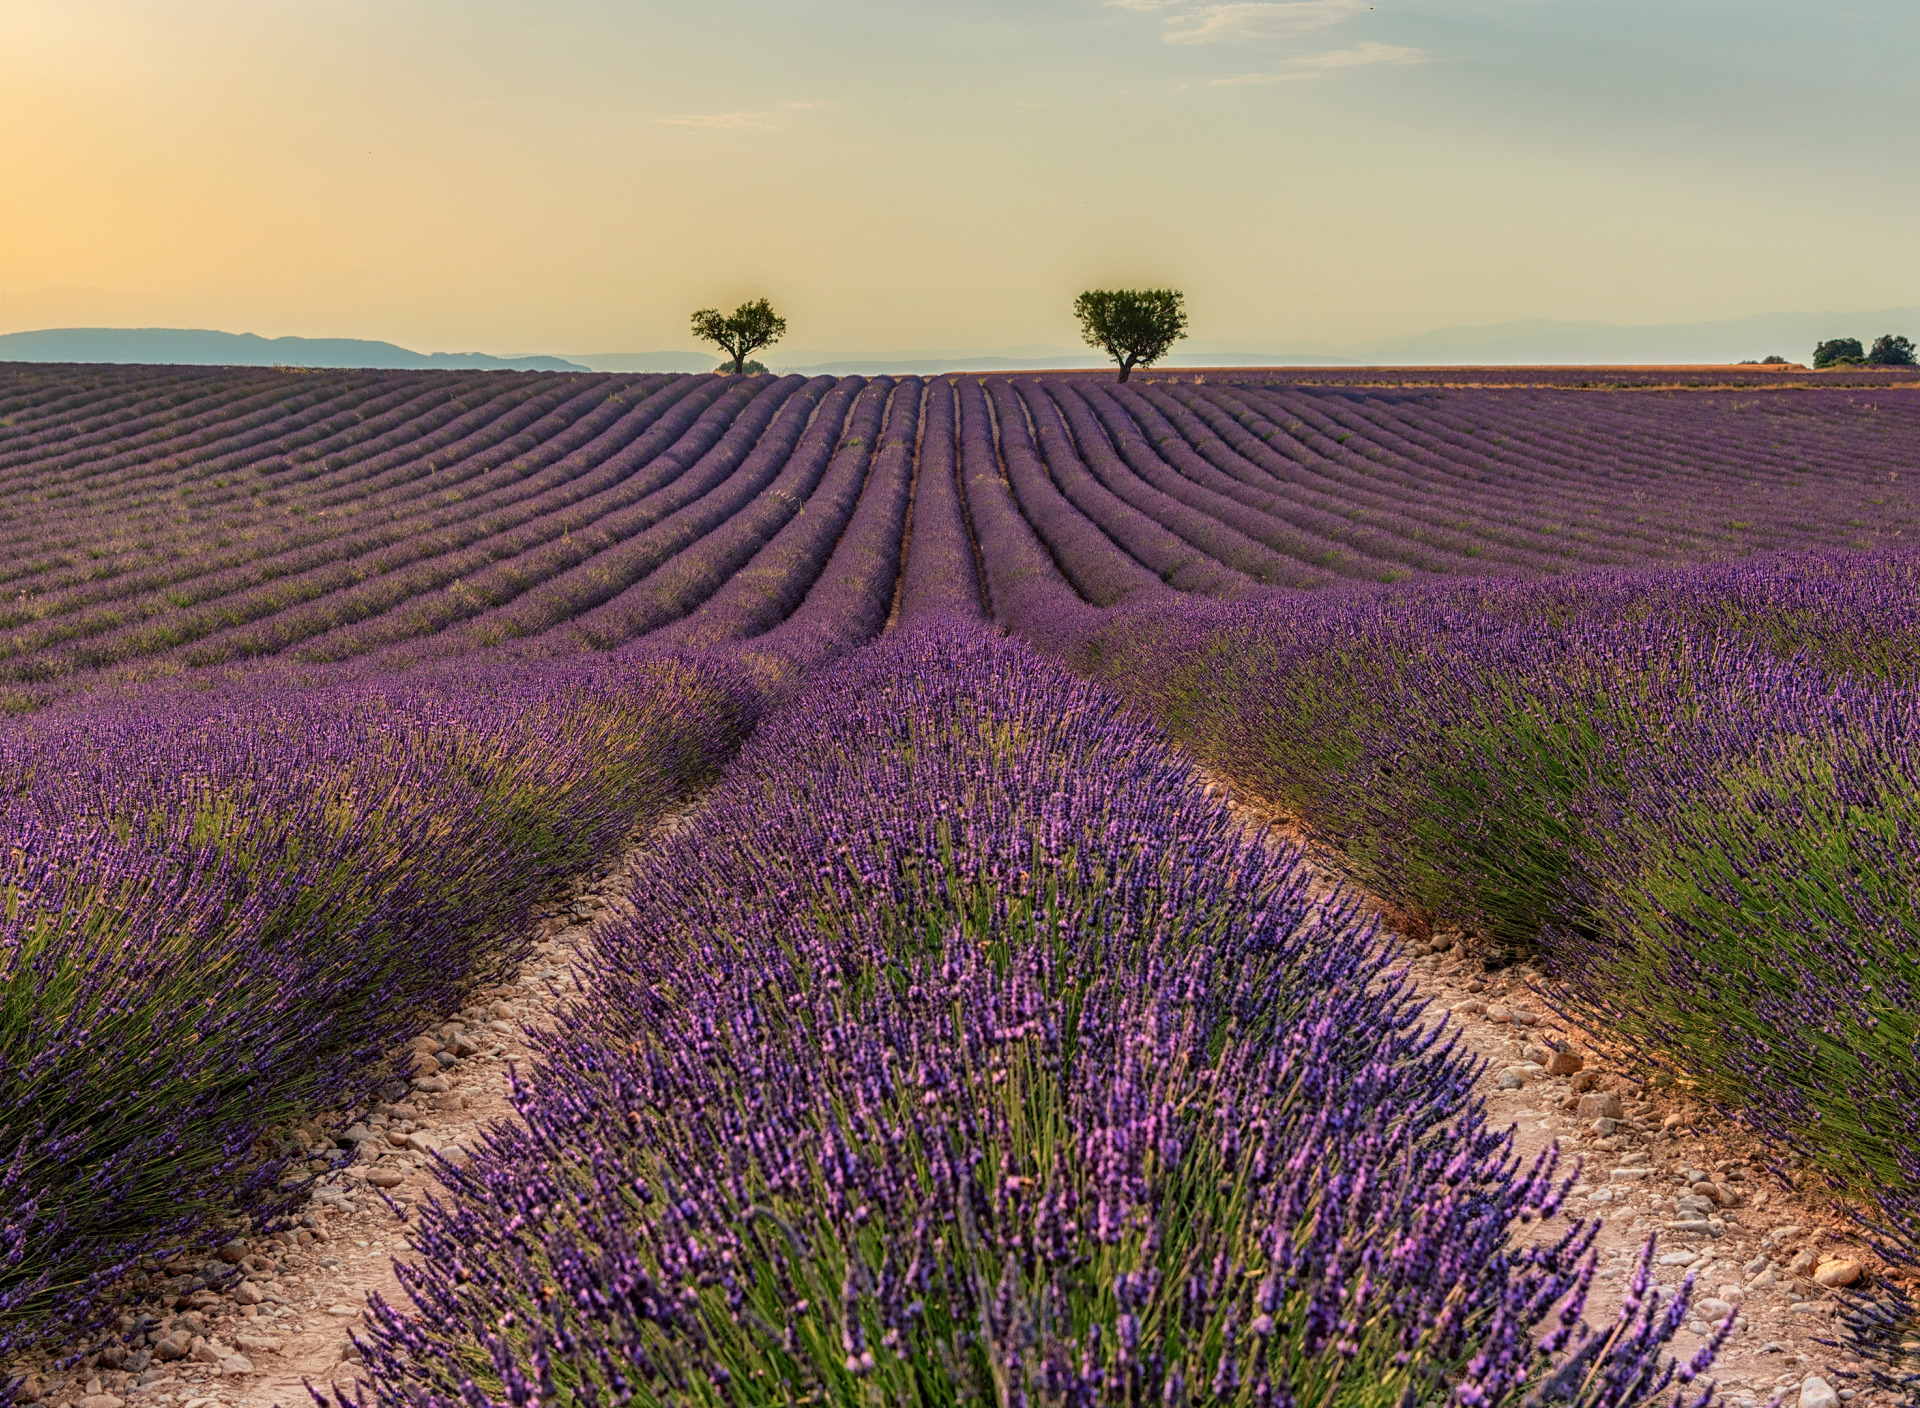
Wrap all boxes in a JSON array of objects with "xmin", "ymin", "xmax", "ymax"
[
  {"xmin": 0, "ymin": 327, "xmax": 588, "ymax": 372},
  {"xmin": 8, "ymin": 305, "xmax": 1917, "ymax": 376}
]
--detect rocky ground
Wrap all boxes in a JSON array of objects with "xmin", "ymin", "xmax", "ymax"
[
  {"xmin": 10, "ymin": 822, "xmax": 662, "ymax": 1408},
  {"xmin": 1419, "ymin": 945, "xmax": 1880, "ymax": 1408}
]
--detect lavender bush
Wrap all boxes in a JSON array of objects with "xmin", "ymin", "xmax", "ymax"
[
  {"xmin": 1035, "ymin": 554, "xmax": 1920, "ymax": 1387},
  {"xmin": 0, "ymin": 651, "xmax": 752, "ymax": 1360}
]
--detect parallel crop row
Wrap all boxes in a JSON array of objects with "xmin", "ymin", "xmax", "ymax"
[
  {"xmin": 0, "ymin": 650, "xmax": 751, "ymax": 1360},
  {"xmin": 1045, "ymin": 554, "xmax": 1920, "ymax": 1379}
]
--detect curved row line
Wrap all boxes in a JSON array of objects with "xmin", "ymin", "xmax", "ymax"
[{"xmin": 2, "ymin": 368, "xmax": 1916, "ymax": 709}]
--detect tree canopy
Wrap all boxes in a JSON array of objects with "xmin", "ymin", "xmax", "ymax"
[
  {"xmin": 1073, "ymin": 288, "xmax": 1188, "ymax": 382},
  {"xmin": 691, "ymin": 298, "xmax": 787, "ymax": 376},
  {"xmin": 1868, "ymin": 334, "xmax": 1917, "ymax": 367},
  {"xmin": 1813, "ymin": 337, "xmax": 1866, "ymax": 369}
]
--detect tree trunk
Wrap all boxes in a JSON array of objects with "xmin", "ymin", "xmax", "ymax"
[
  {"xmin": 1116, "ymin": 357, "xmax": 1134, "ymax": 384},
  {"xmin": 732, "ymin": 350, "xmax": 747, "ymax": 376}
]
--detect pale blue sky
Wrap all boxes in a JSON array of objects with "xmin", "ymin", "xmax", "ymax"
[{"xmin": 2, "ymin": 1, "xmax": 1913, "ymax": 356}]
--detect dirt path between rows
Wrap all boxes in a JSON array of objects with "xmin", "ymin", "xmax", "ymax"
[{"xmin": 1200, "ymin": 770, "xmax": 1892, "ymax": 1408}]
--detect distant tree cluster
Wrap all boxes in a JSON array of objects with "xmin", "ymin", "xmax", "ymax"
[{"xmin": 1814, "ymin": 334, "xmax": 1916, "ymax": 369}]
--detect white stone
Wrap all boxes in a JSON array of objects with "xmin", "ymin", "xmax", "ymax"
[{"xmin": 1798, "ymin": 1376, "xmax": 1839, "ymax": 1408}]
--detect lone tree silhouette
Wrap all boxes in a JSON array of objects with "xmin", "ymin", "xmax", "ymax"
[
  {"xmin": 1074, "ymin": 288, "xmax": 1188, "ymax": 382},
  {"xmin": 691, "ymin": 298, "xmax": 787, "ymax": 376}
]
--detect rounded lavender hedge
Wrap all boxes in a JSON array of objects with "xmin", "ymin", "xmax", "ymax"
[
  {"xmin": 351, "ymin": 624, "xmax": 1707, "ymax": 1408},
  {"xmin": 0, "ymin": 650, "xmax": 753, "ymax": 1363}
]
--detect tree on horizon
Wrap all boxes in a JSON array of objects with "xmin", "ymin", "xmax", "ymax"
[
  {"xmin": 1813, "ymin": 337, "xmax": 1866, "ymax": 369},
  {"xmin": 1868, "ymin": 333, "xmax": 1916, "ymax": 367},
  {"xmin": 691, "ymin": 298, "xmax": 787, "ymax": 376},
  {"xmin": 1073, "ymin": 288, "xmax": 1188, "ymax": 382}
]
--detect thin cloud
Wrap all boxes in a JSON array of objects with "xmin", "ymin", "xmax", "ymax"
[
  {"xmin": 1295, "ymin": 40, "xmax": 1425, "ymax": 68},
  {"xmin": 1208, "ymin": 70, "xmax": 1312, "ymax": 85},
  {"xmin": 658, "ymin": 111, "xmax": 773, "ymax": 130},
  {"xmin": 1105, "ymin": 0, "xmax": 1182, "ymax": 9},
  {"xmin": 1163, "ymin": 1, "xmax": 1365, "ymax": 44},
  {"xmin": 1208, "ymin": 40, "xmax": 1427, "ymax": 83}
]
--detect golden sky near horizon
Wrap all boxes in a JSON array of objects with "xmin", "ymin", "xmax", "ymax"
[{"xmin": 2, "ymin": 1, "xmax": 1915, "ymax": 358}]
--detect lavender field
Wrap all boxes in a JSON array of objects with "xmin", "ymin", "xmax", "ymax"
[{"xmin": 6, "ymin": 360, "xmax": 1920, "ymax": 1406}]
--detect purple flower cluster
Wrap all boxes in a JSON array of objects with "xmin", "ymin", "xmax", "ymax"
[
  {"xmin": 0, "ymin": 651, "xmax": 751, "ymax": 1361},
  {"xmin": 346, "ymin": 625, "xmax": 1704, "ymax": 1408},
  {"xmin": 1034, "ymin": 552, "xmax": 1920, "ymax": 1383}
]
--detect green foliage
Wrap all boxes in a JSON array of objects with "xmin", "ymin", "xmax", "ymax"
[
  {"xmin": 0, "ymin": 659, "xmax": 748, "ymax": 1348},
  {"xmin": 1868, "ymin": 333, "xmax": 1917, "ymax": 367},
  {"xmin": 1576, "ymin": 734, "xmax": 1920, "ymax": 1200},
  {"xmin": 690, "ymin": 299, "xmax": 788, "ymax": 376},
  {"xmin": 1072, "ymin": 288, "xmax": 1188, "ymax": 382},
  {"xmin": 1813, "ymin": 337, "xmax": 1866, "ymax": 369}
]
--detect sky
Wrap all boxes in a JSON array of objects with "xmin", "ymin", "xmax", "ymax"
[{"xmin": 1, "ymin": 1, "xmax": 1915, "ymax": 358}]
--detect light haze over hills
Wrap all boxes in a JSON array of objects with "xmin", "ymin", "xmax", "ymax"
[
  {"xmin": 4, "ymin": 5, "xmax": 1912, "ymax": 357},
  {"xmin": 6, "ymin": 306, "xmax": 1915, "ymax": 376},
  {"xmin": 0, "ymin": 328, "xmax": 585, "ymax": 372}
]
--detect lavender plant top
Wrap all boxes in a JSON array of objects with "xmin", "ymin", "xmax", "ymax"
[
  {"xmin": 0, "ymin": 650, "xmax": 752, "ymax": 1362},
  {"xmin": 1046, "ymin": 555, "xmax": 1920, "ymax": 1388},
  {"xmin": 349, "ymin": 624, "xmax": 1707, "ymax": 1408}
]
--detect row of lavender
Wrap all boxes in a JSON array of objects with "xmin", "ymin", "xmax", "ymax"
[
  {"xmin": 3, "ymin": 368, "xmax": 1917, "ymax": 707},
  {"xmin": 977, "ymin": 552, "xmax": 1920, "ymax": 1387},
  {"xmin": 0, "ymin": 648, "xmax": 752, "ymax": 1364},
  {"xmin": 346, "ymin": 624, "xmax": 1704, "ymax": 1408},
  {"xmin": 3, "ymin": 356, "xmax": 1914, "ymax": 1393},
  {"xmin": 921, "ymin": 373, "xmax": 1920, "ymax": 1372}
]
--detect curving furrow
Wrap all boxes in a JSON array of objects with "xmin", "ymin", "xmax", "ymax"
[
  {"xmin": 622, "ymin": 380, "xmax": 896, "ymax": 654},
  {"xmin": 895, "ymin": 377, "xmax": 986, "ymax": 625},
  {"xmin": 3, "ymin": 379, "xmax": 715, "ymax": 679},
  {"xmin": 745, "ymin": 377, "xmax": 922, "ymax": 672},
  {"xmin": 1058, "ymin": 382, "xmax": 1331, "ymax": 588}
]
